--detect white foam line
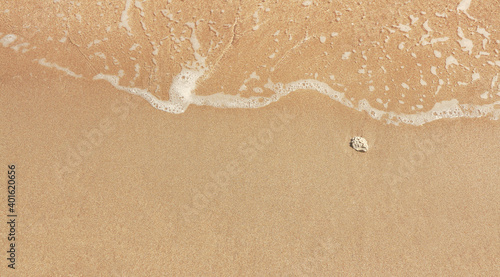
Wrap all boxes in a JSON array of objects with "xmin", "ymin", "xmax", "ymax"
[
  {"xmin": 35, "ymin": 58, "xmax": 83, "ymax": 78},
  {"xmin": 265, "ymin": 79, "xmax": 500, "ymax": 125},
  {"xmin": 93, "ymin": 69, "xmax": 283, "ymax": 113},
  {"xmin": 94, "ymin": 70, "xmax": 500, "ymax": 126},
  {"xmin": 94, "ymin": 70, "xmax": 191, "ymax": 114}
]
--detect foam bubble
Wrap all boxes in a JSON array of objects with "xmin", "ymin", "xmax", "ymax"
[{"xmin": 0, "ymin": 34, "xmax": 17, "ymax": 47}]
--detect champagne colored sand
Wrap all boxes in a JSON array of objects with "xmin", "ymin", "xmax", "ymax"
[
  {"xmin": 1, "ymin": 1, "xmax": 500, "ymax": 275},
  {"xmin": 1, "ymin": 62, "xmax": 499, "ymax": 275}
]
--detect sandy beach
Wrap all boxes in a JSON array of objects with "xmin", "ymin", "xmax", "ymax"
[
  {"xmin": 2, "ymin": 62, "xmax": 499, "ymax": 275},
  {"xmin": 1, "ymin": 0, "xmax": 500, "ymax": 276}
]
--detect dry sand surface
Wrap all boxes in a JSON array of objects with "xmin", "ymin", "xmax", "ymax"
[{"xmin": 1, "ymin": 0, "xmax": 500, "ymax": 276}]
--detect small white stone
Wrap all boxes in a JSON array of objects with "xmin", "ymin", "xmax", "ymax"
[
  {"xmin": 350, "ymin": 137, "xmax": 368, "ymax": 152},
  {"xmin": 302, "ymin": 1, "xmax": 313, "ymax": 7}
]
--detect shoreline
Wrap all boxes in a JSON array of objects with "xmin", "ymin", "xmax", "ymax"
[{"xmin": 2, "ymin": 0, "xmax": 500, "ymax": 275}]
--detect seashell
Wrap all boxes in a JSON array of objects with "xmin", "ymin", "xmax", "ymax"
[{"xmin": 350, "ymin": 137, "xmax": 368, "ymax": 152}]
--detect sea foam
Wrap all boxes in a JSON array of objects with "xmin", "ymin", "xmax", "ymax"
[{"xmin": 90, "ymin": 21, "xmax": 500, "ymax": 126}]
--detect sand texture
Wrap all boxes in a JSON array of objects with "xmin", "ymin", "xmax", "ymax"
[{"xmin": 1, "ymin": 0, "xmax": 500, "ymax": 276}]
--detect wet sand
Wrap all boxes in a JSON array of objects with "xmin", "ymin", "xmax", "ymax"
[{"xmin": 1, "ymin": 59, "xmax": 500, "ymax": 275}]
